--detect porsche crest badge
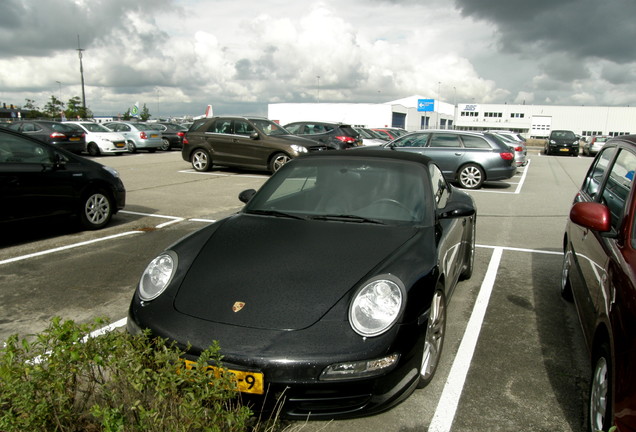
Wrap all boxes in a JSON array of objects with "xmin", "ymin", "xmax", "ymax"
[{"xmin": 232, "ymin": 301, "xmax": 246, "ymax": 313}]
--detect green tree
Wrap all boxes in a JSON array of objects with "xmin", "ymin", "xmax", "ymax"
[
  {"xmin": 43, "ymin": 95, "xmax": 65, "ymax": 119},
  {"xmin": 23, "ymin": 98, "xmax": 43, "ymax": 118},
  {"xmin": 65, "ymin": 96, "xmax": 92, "ymax": 120},
  {"xmin": 121, "ymin": 108, "xmax": 132, "ymax": 120},
  {"xmin": 140, "ymin": 103, "xmax": 151, "ymax": 121}
]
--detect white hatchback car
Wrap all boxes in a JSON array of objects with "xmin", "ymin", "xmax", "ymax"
[{"xmin": 64, "ymin": 121, "xmax": 128, "ymax": 156}]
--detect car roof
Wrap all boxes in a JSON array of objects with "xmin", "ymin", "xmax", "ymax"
[{"xmin": 299, "ymin": 147, "xmax": 434, "ymax": 166}]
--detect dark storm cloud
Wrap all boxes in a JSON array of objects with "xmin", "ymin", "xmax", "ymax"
[
  {"xmin": 0, "ymin": 0, "xmax": 174, "ymax": 58},
  {"xmin": 454, "ymin": 0, "xmax": 636, "ymax": 63}
]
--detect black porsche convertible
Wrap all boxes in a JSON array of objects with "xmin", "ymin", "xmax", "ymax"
[{"xmin": 127, "ymin": 149, "xmax": 476, "ymax": 419}]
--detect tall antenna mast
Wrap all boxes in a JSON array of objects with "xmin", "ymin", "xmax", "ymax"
[{"xmin": 77, "ymin": 35, "xmax": 86, "ymax": 111}]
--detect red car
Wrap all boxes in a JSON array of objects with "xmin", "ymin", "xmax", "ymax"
[
  {"xmin": 372, "ymin": 127, "xmax": 408, "ymax": 140},
  {"xmin": 562, "ymin": 135, "xmax": 636, "ymax": 432}
]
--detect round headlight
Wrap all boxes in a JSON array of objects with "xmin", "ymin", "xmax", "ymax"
[
  {"xmin": 349, "ymin": 276, "xmax": 404, "ymax": 337},
  {"xmin": 139, "ymin": 251, "xmax": 178, "ymax": 301}
]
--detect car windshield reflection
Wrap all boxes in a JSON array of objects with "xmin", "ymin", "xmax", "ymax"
[{"xmin": 244, "ymin": 157, "xmax": 431, "ymax": 224}]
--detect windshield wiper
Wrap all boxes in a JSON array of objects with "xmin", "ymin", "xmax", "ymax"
[
  {"xmin": 247, "ymin": 209, "xmax": 307, "ymax": 220},
  {"xmin": 310, "ymin": 214, "xmax": 385, "ymax": 225}
]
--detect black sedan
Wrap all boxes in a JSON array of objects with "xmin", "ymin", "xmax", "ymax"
[
  {"xmin": 127, "ymin": 149, "xmax": 476, "ymax": 418},
  {"xmin": 6, "ymin": 120, "xmax": 86, "ymax": 154},
  {"xmin": 0, "ymin": 127, "xmax": 125, "ymax": 230}
]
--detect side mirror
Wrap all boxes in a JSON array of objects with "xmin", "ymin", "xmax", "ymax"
[
  {"xmin": 250, "ymin": 132, "xmax": 259, "ymax": 140},
  {"xmin": 438, "ymin": 202, "xmax": 476, "ymax": 219},
  {"xmin": 239, "ymin": 189, "xmax": 256, "ymax": 203},
  {"xmin": 569, "ymin": 202, "xmax": 611, "ymax": 232}
]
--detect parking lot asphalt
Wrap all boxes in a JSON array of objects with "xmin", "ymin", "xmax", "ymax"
[{"xmin": 0, "ymin": 149, "xmax": 595, "ymax": 431}]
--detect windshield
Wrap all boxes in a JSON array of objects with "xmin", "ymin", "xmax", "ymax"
[
  {"xmin": 244, "ymin": 157, "xmax": 432, "ymax": 225},
  {"xmin": 250, "ymin": 119, "xmax": 291, "ymax": 136},
  {"xmin": 553, "ymin": 131, "xmax": 577, "ymax": 140},
  {"xmin": 79, "ymin": 123, "xmax": 111, "ymax": 132}
]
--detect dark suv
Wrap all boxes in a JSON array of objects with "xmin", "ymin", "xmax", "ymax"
[
  {"xmin": 284, "ymin": 121, "xmax": 363, "ymax": 150},
  {"xmin": 182, "ymin": 116, "xmax": 327, "ymax": 173},
  {"xmin": 545, "ymin": 130, "xmax": 579, "ymax": 156}
]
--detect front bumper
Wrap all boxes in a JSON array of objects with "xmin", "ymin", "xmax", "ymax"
[{"xmin": 127, "ymin": 306, "xmax": 426, "ymax": 419}]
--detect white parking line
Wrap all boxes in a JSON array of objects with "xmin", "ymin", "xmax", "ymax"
[
  {"xmin": 428, "ymin": 247, "xmax": 503, "ymax": 432},
  {"xmin": 178, "ymin": 169, "xmax": 268, "ymax": 179},
  {"xmin": 0, "ymin": 231, "xmax": 143, "ymax": 266}
]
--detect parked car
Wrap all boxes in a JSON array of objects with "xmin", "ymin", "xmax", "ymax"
[
  {"xmin": 582, "ymin": 135, "xmax": 610, "ymax": 156},
  {"xmin": 372, "ymin": 127, "xmax": 409, "ymax": 140},
  {"xmin": 382, "ymin": 130, "xmax": 517, "ymax": 189},
  {"xmin": 64, "ymin": 121, "xmax": 127, "ymax": 156},
  {"xmin": 127, "ymin": 149, "xmax": 476, "ymax": 419},
  {"xmin": 284, "ymin": 121, "xmax": 363, "ymax": 149},
  {"xmin": 0, "ymin": 126, "xmax": 125, "ymax": 230},
  {"xmin": 561, "ymin": 135, "xmax": 636, "ymax": 432},
  {"xmin": 182, "ymin": 116, "xmax": 328, "ymax": 173},
  {"xmin": 148, "ymin": 122, "xmax": 187, "ymax": 151},
  {"xmin": 354, "ymin": 127, "xmax": 388, "ymax": 146},
  {"xmin": 6, "ymin": 120, "xmax": 86, "ymax": 154},
  {"xmin": 103, "ymin": 121, "xmax": 163, "ymax": 153},
  {"xmin": 489, "ymin": 132, "xmax": 528, "ymax": 167},
  {"xmin": 545, "ymin": 130, "xmax": 579, "ymax": 156}
]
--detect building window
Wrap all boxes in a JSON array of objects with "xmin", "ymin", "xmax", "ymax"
[
  {"xmin": 510, "ymin": 113, "xmax": 525, "ymax": 118},
  {"xmin": 461, "ymin": 111, "xmax": 479, "ymax": 117},
  {"xmin": 484, "ymin": 112, "xmax": 502, "ymax": 118}
]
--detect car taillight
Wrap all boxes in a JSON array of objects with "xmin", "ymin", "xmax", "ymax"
[
  {"xmin": 514, "ymin": 146, "xmax": 523, "ymax": 152},
  {"xmin": 177, "ymin": 131, "xmax": 185, "ymax": 138},
  {"xmin": 50, "ymin": 132, "xmax": 66, "ymax": 139},
  {"xmin": 139, "ymin": 131, "xmax": 148, "ymax": 139},
  {"xmin": 183, "ymin": 137, "xmax": 190, "ymax": 144},
  {"xmin": 500, "ymin": 152, "xmax": 514, "ymax": 160},
  {"xmin": 335, "ymin": 136, "xmax": 356, "ymax": 143}
]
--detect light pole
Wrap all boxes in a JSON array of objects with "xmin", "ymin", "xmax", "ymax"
[
  {"xmin": 55, "ymin": 81, "xmax": 62, "ymax": 101},
  {"xmin": 76, "ymin": 35, "xmax": 86, "ymax": 113},
  {"xmin": 316, "ymin": 75, "xmax": 320, "ymax": 103}
]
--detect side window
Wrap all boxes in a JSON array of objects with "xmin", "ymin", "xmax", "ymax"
[
  {"xmin": 214, "ymin": 119, "xmax": 233, "ymax": 134},
  {"xmin": 22, "ymin": 123, "xmax": 37, "ymax": 132},
  {"xmin": 429, "ymin": 164, "xmax": 449, "ymax": 208},
  {"xmin": 394, "ymin": 133, "xmax": 429, "ymax": 148},
  {"xmin": 0, "ymin": 131, "xmax": 53, "ymax": 164},
  {"xmin": 234, "ymin": 120, "xmax": 255, "ymax": 136},
  {"xmin": 429, "ymin": 134, "xmax": 461, "ymax": 148},
  {"xmin": 121, "ymin": 125, "xmax": 131, "ymax": 132},
  {"xmin": 583, "ymin": 147, "xmax": 617, "ymax": 199},
  {"xmin": 308, "ymin": 124, "xmax": 324, "ymax": 134},
  {"xmin": 602, "ymin": 149, "xmax": 636, "ymax": 232},
  {"xmin": 462, "ymin": 135, "xmax": 491, "ymax": 149},
  {"xmin": 286, "ymin": 124, "xmax": 301, "ymax": 134}
]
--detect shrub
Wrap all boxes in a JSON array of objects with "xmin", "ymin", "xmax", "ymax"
[{"xmin": 0, "ymin": 317, "xmax": 256, "ymax": 432}]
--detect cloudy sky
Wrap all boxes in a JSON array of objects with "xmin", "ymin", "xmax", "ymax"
[{"xmin": 1, "ymin": 0, "xmax": 635, "ymax": 118}]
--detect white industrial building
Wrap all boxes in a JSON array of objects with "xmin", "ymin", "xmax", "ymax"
[{"xmin": 268, "ymin": 95, "xmax": 636, "ymax": 139}]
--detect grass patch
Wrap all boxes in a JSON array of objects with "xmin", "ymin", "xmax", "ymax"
[{"xmin": 0, "ymin": 317, "xmax": 284, "ymax": 432}]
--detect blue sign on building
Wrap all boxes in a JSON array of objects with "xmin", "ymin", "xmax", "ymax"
[{"xmin": 417, "ymin": 99, "xmax": 435, "ymax": 112}]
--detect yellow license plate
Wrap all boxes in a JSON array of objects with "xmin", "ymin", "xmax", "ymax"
[
  {"xmin": 150, "ymin": 134, "xmax": 158, "ymax": 138},
  {"xmin": 115, "ymin": 142, "xmax": 125, "ymax": 148},
  {"xmin": 559, "ymin": 148, "xmax": 570, "ymax": 152},
  {"xmin": 182, "ymin": 359, "xmax": 264, "ymax": 395},
  {"xmin": 70, "ymin": 137, "xmax": 80, "ymax": 141}
]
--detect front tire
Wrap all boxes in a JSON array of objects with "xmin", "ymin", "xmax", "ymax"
[
  {"xmin": 589, "ymin": 343, "xmax": 612, "ymax": 432},
  {"xmin": 561, "ymin": 242, "xmax": 574, "ymax": 301},
  {"xmin": 269, "ymin": 152, "xmax": 291, "ymax": 173},
  {"xmin": 127, "ymin": 141, "xmax": 137, "ymax": 153},
  {"xmin": 460, "ymin": 216, "xmax": 476, "ymax": 280},
  {"xmin": 417, "ymin": 289, "xmax": 446, "ymax": 388},
  {"xmin": 458, "ymin": 163, "xmax": 485, "ymax": 189},
  {"xmin": 79, "ymin": 190, "xmax": 113, "ymax": 230},
  {"xmin": 87, "ymin": 142, "xmax": 101, "ymax": 156},
  {"xmin": 191, "ymin": 149, "xmax": 212, "ymax": 172}
]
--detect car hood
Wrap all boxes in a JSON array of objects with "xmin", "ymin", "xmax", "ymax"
[
  {"xmin": 173, "ymin": 214, "xmax": 418, "ymax": 331},
  {"xmin": 89, "ymin": 132, "xmax": 126, "ymax": 141}
]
